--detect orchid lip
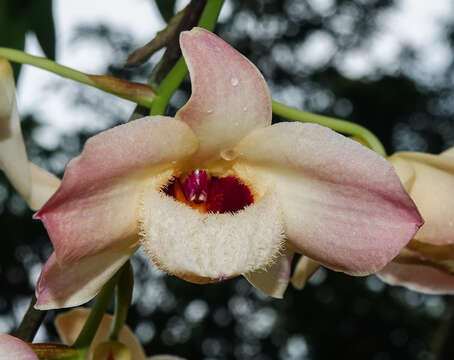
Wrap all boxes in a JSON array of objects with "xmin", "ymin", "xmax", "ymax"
[{"xmin": 162, "ymin": 169, "xmax": 254, "ymax": 214}]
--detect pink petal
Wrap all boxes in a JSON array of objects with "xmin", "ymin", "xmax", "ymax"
[
  {"xmin": 35, "ymin": 246, "xmax": 137, "ymax": 310},
  {"xmin": 34, "ymin": 116, "xmax": 198, "ymax": 265},
  {"xmin": 55, "ymin": 308, "xmax": 146, "ymax": 360},
  {"xmin": 389, "ymin": 150, "xmax": 454, "ymax": 245},
  {"xmin": 0, "ymin": 58, "xmax": 32, "ymax": 204},
  {"xmin": 378, "ymin": 262, "xmax": 454, "ymax": 294},
  {"xmin": 234, "ymin": 122, "xmax": 423, "ymax": 275},
  {"xmin": 176, "ymin": 28, "xmax": 271, "ymax": 160},
  {"xmin": 244, "ymin": 247, "xmax": 294, "ymax": 298},
  {"xmin": 0, "ymin": 333, "xmax": 38, "ymax": 360}
]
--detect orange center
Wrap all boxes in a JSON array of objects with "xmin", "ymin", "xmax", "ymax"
[{"xmin": 162, "ymin": 169, "xmax": 254, "ymax": 214}]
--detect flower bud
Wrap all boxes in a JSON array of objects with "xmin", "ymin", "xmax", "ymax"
[{"xmin": 92, "ymin": 341, "xmax": 131, "ymax": 360}]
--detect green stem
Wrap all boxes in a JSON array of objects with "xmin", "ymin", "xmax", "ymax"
[
  {"xmin": 197, "ymin": 0, "xmax": 225, "ymax": 30},
  {"xmin": 109, "ymin": 261, "xmax": 134, "ymax": 341},
  {"xmin": 150, "ymin": 0, "xmax": 225, "ymax": 115},
  {"xmin": 151, "ymin": 57, "xmax": 187, "ymax": 115},
  {"xmin": 272, "ymin": 100, "xmax": 387, "ymax": 157},
  {"xmin": 0, "ymin": 47, "xmax": 156, "ymax": 107},
  {"xmin": 71, "ymin": 265, "xmax": 126, "ymax": 356}
]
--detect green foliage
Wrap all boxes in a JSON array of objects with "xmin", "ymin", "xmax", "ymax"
[
  {"xmin": 29, "ymin": 0, "xmax": 56, "ymax": 60},
  {"xmin": 0, "ymin": 0, "xmax": 55, "ymax": 80}
]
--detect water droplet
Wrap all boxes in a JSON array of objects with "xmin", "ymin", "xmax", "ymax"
[
  {"xmin": 243, "ymin": 106, "xmax": 248, "ymax": 112},
  {"xmin": 220, "ymin": 149, "xmax": 238, "ymax": 161},
  {"xmin": 230, "ymin": 77, "xmax": 239, "ymax": 86},
  {"xmin": 206, "ymin": 109, "xmax": 213, "ymax": 113},
  {"xmin": 171, "ymin": 160, "xmax": 177, "ymax": 164}
]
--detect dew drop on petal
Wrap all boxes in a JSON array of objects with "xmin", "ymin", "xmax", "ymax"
[
  {"xmin": 206, "ymin": 109, "xmax": 213, "ymax": 114},
  {"xmin": 243, "ymin": 106, "xmax": 248, "ymax": 112},
  {"xmin": 230, "ymin": 77, "xmax": 239, "ymax": 86}
]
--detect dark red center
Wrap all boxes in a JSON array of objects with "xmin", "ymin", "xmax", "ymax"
[{"xmin": 162, "ymin": 169, "xmax": 254, "ymax": 213}]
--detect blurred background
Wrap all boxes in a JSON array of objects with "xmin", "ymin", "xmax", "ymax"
[{"xmin": 1, "ymin": 0, "xmax": 454, "ymax": 359}]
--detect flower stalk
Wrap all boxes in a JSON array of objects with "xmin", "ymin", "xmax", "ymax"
[
  {"xmin": 29, "ymin": 343, "xmax": 79, "ymax": 359},
  {"xmin": 109, "ymin": 261, "xmax": 134, "ymax": 341},
  {"xmin": 71, "ymin": 264, "xmax": 125, "ymax": 357},
  {"xmin": 0, "ymin": 47, "xmax": 156, "ymax": 107},
  {"xmin": 150, "ymin": 0, "xmax": 225, "ymax": 115},
  {"xmin": 271, "ymin": 100, "xmax": 387, "ymax": 157}
]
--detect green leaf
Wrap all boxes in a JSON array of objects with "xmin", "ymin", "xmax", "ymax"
[
  {"xmin": 29, "ymin": 0, "xmax": 56, "ymax": 60},
  {"xmin": 0, "ymin": 1, "xmax": 27, "ymax": 80},
  {"xmin": 155, "ymin": 0, "xmax": 176, "ymax": 23}
]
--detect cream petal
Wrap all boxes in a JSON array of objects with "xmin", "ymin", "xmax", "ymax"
[
  {"xmin": 28, "ymin": 163, "xmax": 61, "ymax": 211},
  {"xmin": 34, "ymin": 116, "xmax": 198, "ymax": 265},
  {"xmin": 291, "ymin": 257, "xmax": 321, "ymax": 290},
  {"xmin": 0, "ymin": 333, "xmax": 38, "ymax": 360},
  {"xmin": 55, "ymin": 308, "xmax": 147, "ymax": 360},
  {"xmin": 244, "ymin": 247, "xmax": 294, "ymax": 298},
  {"xmin": 441, "ymin": 146, "xmax": 454, "ymax": 157},
  {"xmin": 234, "ymin": 122, "xmax": 423, "ymax": 275},
  {"xmin": 140, "ymin": 190, "xmax": 284, "ymax": 282},
  {"xmin": 0, "ymin": 58, "xmax": 31, "ymax": 203},
  {"xmin": 389, "ymin": 151, "xmax": 454, "ymax": 245},
  {"xmin": 378, "ymin": 262, "xmax": 454, "ymax": 294},
  {"xmin": 176, "ymin": 28, "xmax": 271, "ymax": 160},
  {"xmin": 35, "ymin": 246, "xmax": 137, "ymax": 310}
]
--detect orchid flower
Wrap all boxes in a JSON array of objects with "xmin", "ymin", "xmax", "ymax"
[
  {"xmin": 378, "ymin": 148, "xmax": 454, "ymax": 293},
  {"xmin": 0, "ymin": 57, "xmax": 60, "ymax": 210},
  {"xmin": 0, "ymin": 308, "xmax": 184, "ymax": 360},
  {"xmin": 1, "ymin": 29, "xmax": 422, "ymax": 310},
  {"xmin": 0, "ymin": 333, "xmax": 39, "ymax": 360},
  {"xmin": 55, "ymin": 308, "xmax": 185, "ymax": 360}
]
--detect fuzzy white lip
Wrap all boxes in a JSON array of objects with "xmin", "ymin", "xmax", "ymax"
[{"xmin": 139, "ymin": 189, "xmax": 285, "ymax": 280}]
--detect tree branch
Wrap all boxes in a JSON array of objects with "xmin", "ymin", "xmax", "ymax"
[{"xmin": 12, "ymin": 294, "xmax": 46, "ymax": 342}]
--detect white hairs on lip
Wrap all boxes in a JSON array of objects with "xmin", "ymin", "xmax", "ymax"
[{"xmin": 139, "ymin": 189, "xmax": 285, "ymax": 280}]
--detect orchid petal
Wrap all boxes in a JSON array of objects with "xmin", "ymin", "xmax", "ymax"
[
  {"xmin": 35, "ymin": 246, "xmax": 137, "ymax": 310},
  {"xmin": 176, "ymin": 27, "xmax": 271, "ymax": 160},
  {"xmin": 291, "ymin": 256, "xmax": 321, "ymax": 290},
  {"xmin": 234, "ymin": 122, "xmax": 423, "ymax": 275},
  {"xmin": 0, "ymin": 333, "xmax": 38, "ymax": 360},
  {"xmin": 28, "ymin": 163, "xmax": 60, "ymax": 210},
  {"xmin": 389, "ymin": 150, "xmax": 454, "ymax": 245},
  {"xmin": 35, "ymin": 116, "xmax": 198, "ymax": 265},
  {"xmin": 244, "ymin": 247, "xmax": 294, "ymax": 298},
  {"xmin": 378, "ymin": 262, "xmax": 454, "ymax": 294},
  {"xmin": 441, "ymin": 146, "xmax": 454, "ymax": 157},
  {"xmin": 0, "ymin": 58, "xmax": 31, "ymax": 203},
  {"xmin": 140, "ymin": 190, "xmax": 284, "ymax": 282},
  {"xmin": 55, "ymin": 308, "xmax": 147, "ymax": 360}
]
